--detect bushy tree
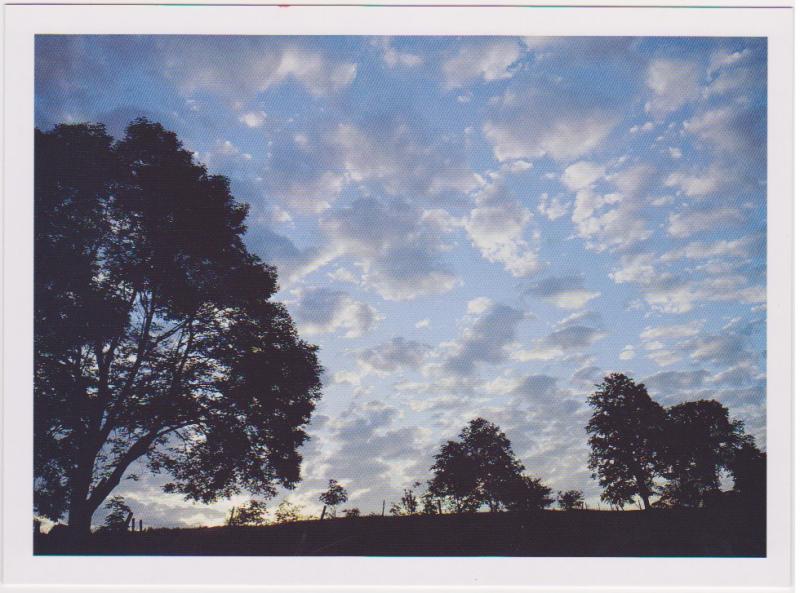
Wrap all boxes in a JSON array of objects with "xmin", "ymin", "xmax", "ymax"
[
  {"xmin": 499, "ymin": 475, "xmax": 554, "ymax": 512},
  {"xmin": 428, "ymin": 418, "xmax": 540, "ymax": 513},
  {"xmin": 659, "ymin": 400, "xmax": 745, "ymax": 508},
  {"xmin": 586, "ymin": 374, "xmax": 666, "ymax": 509},
  {"xmin": 319, "ymin": 479, "xmax": 348, "ymax": 519},
  {"xmin": 34, "ymin": 120, "xmax": 322, "ymax": 535},
  {"xmin": 274, "ymin": 500, "xmax": 304, "ymax": 524},
  {"xmin": 227, "ymin": 499, "xmax": 269, "ymax": 527},
  {"xmin": 342, "ymin": 508, "xmax": 361, "ymax": 518},
  {"xmin": 557, "ymin": 489, "xmax": 585, "ymax": 510}
]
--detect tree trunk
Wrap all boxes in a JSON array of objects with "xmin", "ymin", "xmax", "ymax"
[
  {"xmin": 66, "ymin": 500, "xmax": 94, "ymax": 537},
  {"xmin": 319, "ymin": 505, "xmax": 327, "ymax": 520}
]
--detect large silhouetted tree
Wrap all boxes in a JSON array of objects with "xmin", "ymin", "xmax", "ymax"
[
  {"xmin": 586, "ymin": 374, "xmax": 666, "ymax": 510},
  {"xmin": 428, "ymin": 418, "xmax": 544, "ymax": 513},
  {"xmin": 659, "ymin": 399, "xmax": 746, "ymax": 508},
  {"xmin": 34, "ymin": 119, "xmax": 322, "ymax": 535}
]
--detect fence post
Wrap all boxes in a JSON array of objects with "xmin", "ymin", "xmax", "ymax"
[{"xmin": 381, "ymin": 500, "xmax": 385, "ymax": 516}]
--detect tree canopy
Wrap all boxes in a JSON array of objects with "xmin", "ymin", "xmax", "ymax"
[
  {"xmin": 659, "ymin": 399, "xmax": 746, "ymax": 508},
  {"xmin": 586, "ymin": 374, "xmax": 666, "ymax": 509},
  {"xmin": 34, "ymin": 119, "xmax": 323, "ymax": 535},
  {"xmin": 586, "ymin": 373, "xmax": 765, "ymax": 511},
  {"xmin": 427, "ymin": 417, "xmax": 550, "ymax": 513}
]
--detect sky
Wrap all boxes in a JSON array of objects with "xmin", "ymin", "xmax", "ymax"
[{"xmin": 36, "ymin": 35, "xmax": 767, "ymax": 527}]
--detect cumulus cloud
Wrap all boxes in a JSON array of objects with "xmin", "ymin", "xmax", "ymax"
[
  {"xmin": 162, "ymin": 38, "xmax": 357, "ymax": 99},
  {"xmin": 442, "ymin": 39, "xmax": 522, "ymax": 89},
  {"xmin": 664, "ymin": 165, "xmax": 725, "ymax": 197},
  {"xmin": 464, "ymin": 180, "xmax": 542, "ymax": 277},
  {"xmin": 357, "ymin": 337, "xmax": 431, "ymax": 375},
  {"xmin": 262, "ymin": 114, "xmax": 479, "ymax": 213},
  {"xmin": 568, "ymin": 164, "xmax": 654, "ymax": 252},
  {"xmin": 537, "ymin": 193, "xmax": 570, "ymax": 221},
  {"xmin": 438, "ymin": 302, "xmax": 527, "ymax": 376},
  {"xmin": 523, "ymin": 276, "xmax": 600, "ymax": 310},
  {"xmin": 482, "ymin": 75, "xmax": 621, "ymax": 162},
  {"xmin": 319, "ymin": 197, "xmax": 461, "ymax": 300},
  {"xmin": 645, "ymin": 58, "xmax": 700, "ymax": 117},
  {"xmin": 373, "ymin": 37, "xmax": 423, "ymax": 68},
  {"xmin": 668, "ymin": 206, "xmax": 745, "ymax": 238},
  {"xmin": 644, "ymin": 369, "xmax": 710, "ymax": 395},
  {"xmin": 683, "ymin": 105, "xmax": 764, "ymax": 154},
  {"xmin": 514, "ymin": 310, "xmax": 606, "ymax": 362},
  {"xmin": 291, "ymin": 287, "xmax": 381, "ymax": 338}
]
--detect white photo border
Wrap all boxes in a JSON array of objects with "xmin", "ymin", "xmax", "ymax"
[{"xmin": 2, "ymin": 3, "xmax": 793, "ymax": 591}]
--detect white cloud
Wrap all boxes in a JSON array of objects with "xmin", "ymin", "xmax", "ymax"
[
  {"xmin": 619, "ymin": 345, "xmax": 636, "ymax": 361},
  {"xmin": 645, "ymin": 59, "xmax": 700, "ymax": 117},
  {"xmin": 439, "ymin": 302, "xmax": 527, "ymax": 376},
  {"xmin": 357, "ymin": 337, "xmax": 431, "ymax": 375},
  {"xmin": 561, "ymin": 161, "xmax": 606, "ymax": 191},
  {"xmin": 668, "ymin": 206, "xmax": 744, "ymax": 238},
  {"xmin": 640, "ymin": 320, "xmax": 705, "ymax": 342},
  {"xmin": 537, "ymin": 193, "xmax": 570, "ymax": 221},
  {"xmin": 707, "ymin": 48, "xmax": 751, "ymax": 77},
  {"xmin": 238, "ymin": 111, "xmax": 267, "ymax": 128},
  {"xmin": 320, "ymin": 197, "xmax": 461, "ymax": 301},
  {"xmin": 569, "ymin": 164, "xmax": 654, "ymax": 252},
  {"xmin": 442, "ymin": 40, "xmax": 522, "ymax": 89},
  {"xmin": 664, "ymin": 166, "xmax": 725, "ymax": 197},
  {"xmin": 464, "ymin": 181, "xmax": 541, "ymax": 277},
  {"xmin": 163, "ymin": 39, "xmax": 357, "ymax": 99},
  {"xmin": 683, "ymin": 106, "xmax": 759, "ymax": 153},
  {"xmin": 291, "ymin": 287, "xmax": 381, "ymax": 338},
  {"xmin": 660, "ymin": 235, "xmax": 761, "ymax": 262},
  {"xmin": 523, "ymin": 276, "xmax": 600, "ymax": 310},
  {"xmin": 485, "ymin": 112, "xmax": 615, "ymax": 162},
  {"xmin": 374, "ymin": 38, "xmax": 423, "ymax": 68}
]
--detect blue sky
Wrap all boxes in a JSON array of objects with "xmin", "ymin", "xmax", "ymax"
[{"xmin": 36, "ymin": 35, "xmax": 767, "ymax": 526}]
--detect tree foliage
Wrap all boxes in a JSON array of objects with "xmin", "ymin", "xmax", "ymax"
[
  {"xmin": 34, "ymin": 120, "xmax": 323, "ymax": 534},
  {"xmin": 274, "ymin": 500, "xmax": 304, "ymax": 524},
  {"xmin": 102, "ymin": 495, "xmax": 132, "ymax": 532},
  {"xmin": 586, "ymin": 374, "xmax": 666, "ymax": 509},
  {"xmin": 227, "ymin": 499, "xmax": 269, "ymax": 527},
  {"xmin": 319, "ymin": 479, "xmax": 348, "ymax": 519},
  {"xmin": 659, "ymin": 400, "xmax": 745, "ymax": 508},
  {"xmin": 428, "ymin": 418, "xmax": 548, "ymax": 513},
  {"xmin": 498, "ymin": 475, "xmax": 554, "ymax": 512},
  {"xmin": 557, "ymin": 489, "xmax": 585, "ymax": 511}
]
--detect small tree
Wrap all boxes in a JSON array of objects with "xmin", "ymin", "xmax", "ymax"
[
  {"xmin": 499, "ymin": 475, "xmax": 554, "ymax": 512},
  {"xmin": 428, "ymin": 418, "xmax": 527, "ymax": 513},
  {"xmin": 319, "ymin": 479, "xmax": 348, "ymax": 520},
  {"xmin": 274, "ymin": 500, "xmax": 303, "ymax": 524},
  {"xmin": 342, "ymin": 508, "xmax": 361, "ymax": 518},
  {"xmin": 557, "ymin": 489, "xmax": 585, "ymax": 510},
  {"xmin": 390, "ymin": 482, "xmax": 421, "ymax": 516},
  {"xmin": 586, "ymin": 374, "xmax": 666, "ymax": 510},
  {"xmin": 227, "ymin": 499, "xmax": 269, "ymax": 527},
  {"xmin": 102, "ymin": 495, "xmax": 132, "ymax": 532}
]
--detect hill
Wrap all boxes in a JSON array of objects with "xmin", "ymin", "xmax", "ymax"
[{"xmin": 36, "ymin": 507, "xmax": 765, "ymax": 557}]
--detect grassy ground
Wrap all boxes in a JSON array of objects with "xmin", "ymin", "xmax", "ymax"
[{"xmin": 36, "ymin": 507, "xmax": 765, "ymax": 557}]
